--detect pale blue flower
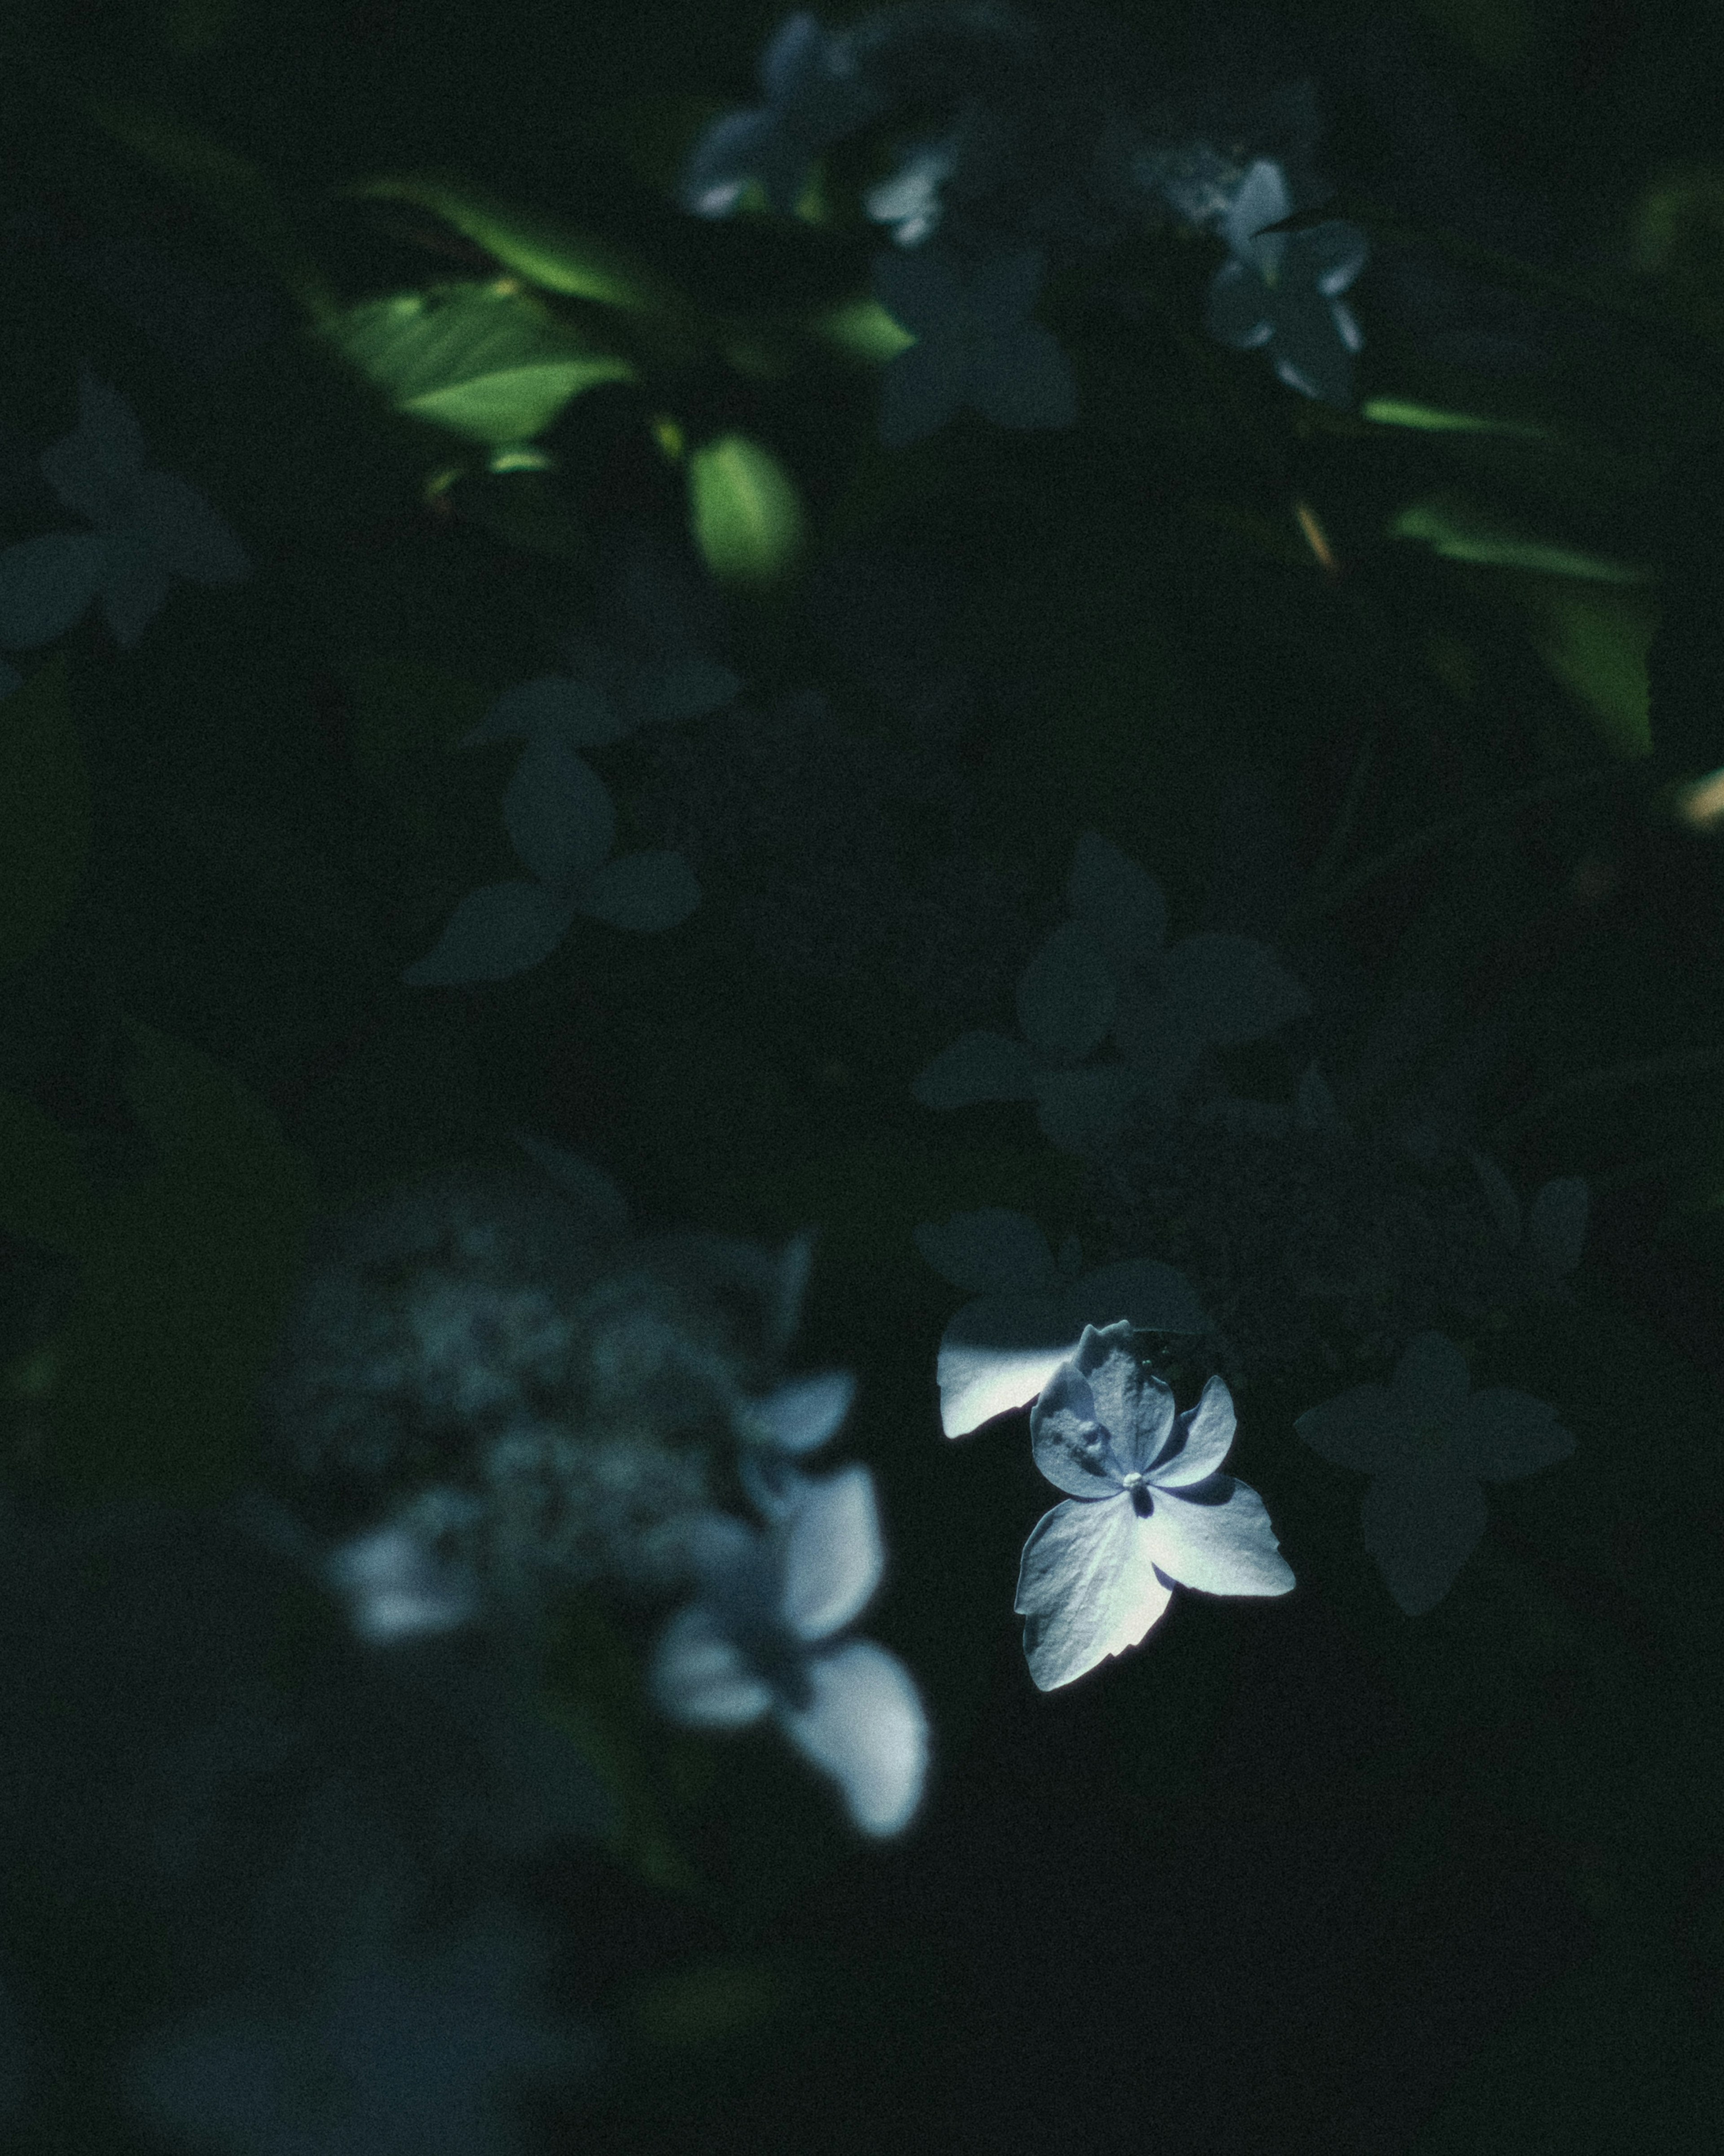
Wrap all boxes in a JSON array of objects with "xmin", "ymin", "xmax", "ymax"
[
  {"xmin": 650, "ymin": 1465, "xmax": 928, "ymax": 1837},
  {"xmin": 1202, "ymin": 160, "xmax": 1369, "ymax": 407},
  {"xmin": 864, "ymin": 138, "xmax": 960, "ymax": 248},
  {"xmin": 0, "ymin": 363, "xmax": 251, "ymax": 652},
  {"xmin": 870, "ymin": 244, "xmax": 1078, "ymax": 449},
  {"xmin": 1016, "ymin": 1321, "xmax": 1295, "ymax": 1690},
  {"xmin": 681, "ymin": 11, "xmax": 884, "ymax": 220},
  {"xmin": 1295, "ymin": 1330, "xmax": 1576, "ymax": 1615},
  {"xmin": 912, "ymin": 1207, "xmax": 1208, "ymax": 1437}
]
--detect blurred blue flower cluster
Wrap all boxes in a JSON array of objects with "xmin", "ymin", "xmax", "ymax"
[
  {"xmin": 256, "ymin": 1139, "xmax": 929, "ymax": 1838},
  {"xmin": 680, "ymin": 5, "xmax": 1372, "ymax": 436}
]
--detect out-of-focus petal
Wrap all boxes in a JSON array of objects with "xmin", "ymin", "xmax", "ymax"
[
  {"xmin": 1454, "ymin": 1387, "xmax": 1576, "ymax": 1481},
  {"xmin": 0, "ymin": 529, "xmax": 106, "ymax": 646},
  {"xmin": 1204, "ymin": 259, "xmax": 1275, "ymax": 350},
  {"xmin": 965, "ymin": 321, "xmax": 1078, "ymax": 432},
  {"xmin": 741, "ymin": 1369, "xmax": 857, "ymax": 1455},
  {"xmin": 1158, "ymin": 931, "xmax": 1311, "ymax": 1045},
  {"xmin": 1360, "ymin": 1460, "xmax": 1488, "ymax": 1615},
  {"xmin": 1016, "ymin": 919, "xmax": 1117, "ymax": 1063},
  {"xmin": 1015, "ymin": 1497, "xmax": 1171, "ymax": 1689},
  {"xmin": 127, "ymin": 468, "xmax": 251, "ymax": 583},
  {"xmin": 1295, "ymin": 1384, "xmax": 1399, "ymax": 1474},
  {"xmin": 39, "ymin": 366, "xmax": 147, "ymax": 522},
  {"xmin": 401, "ymin": 880, "xmax": 579, "ymax": 986},
  {"xmin": 877, "ymin": 339, "xmax": 963, "ymax": 449},
  {"xmin": 1065, "ymin": 830, "xmax": 1167, "ymax": 977},
  {"xmin": 98, "ymin": 534, "xmax": 172, "ymax": 648},
  {"xmin": 911, "ymin": 1028, "xmax": 1038, "ymax": 1109},
  {"xmin": 935, "ymin": 1294, "xmax": 1086, "ymax": 1437},
  {"xmin": 779, "ymin": 1463, "xmax": 883, "ymax": 1642},
  {"xmin": 1390, "ymin": 1332, "xmax": 1473, "ymax": 1424},
  {"xmin": 650, "ymin": 1600, "xmax": 775, "ymax": 1726},
  {"xmin": 778, "ymin": 1636, "xmax": 929, "ymax": 1836},
  {"xmin": 504, "ymin": 735, "xmax": 615, "ymax": 887}
]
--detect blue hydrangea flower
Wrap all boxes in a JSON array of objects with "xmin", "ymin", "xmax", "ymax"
[
  {"xmin": 1295, "ymin": 1330, "xmax": 1575, "ymax": 1615},
  {"xmin": 1202, "ymin": 160, "xmax": 1369, "ymax": 407},
  {"xmin": 1016, "ymin": 1321, "xmax": 1295, "ymax": 1689},
  {"xmin": 912, "ymin": 1207, "xmax": 1208, "ymax": 1437},
  {"xmin": 869, "ymin": 244, "xmax": 1078, "ymax": 449},
  {"xmin": 650, "ymin": 1465, "xmax": 928, "ymax": 1837},
  {"xmin": 681, "ymin": 10, "xmax": 884, "ymax": 220},
  {"xmin": 0, "ymin": 363, "xmax": 251, "ymax": 653},
  {"xmin": 864, "ymin": 138, "xmax": 961, "ymax": 248}
]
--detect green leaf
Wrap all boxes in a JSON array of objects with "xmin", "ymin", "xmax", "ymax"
[
  {"xmin": 0, "ymin": 1087, "xmax": 102, "ymax": 1261},
  {"xmin": 806, "ymin": 297, "xmax": 918, "ymax": 365},
  {"xmin": 86, "ymin": 96, "xmax": 340, "ymax": 325},
  {"xmin": 1363, "ymin": 398, "xmax": 1550, "ymax": 439},
  {"xmin": 338, "ymin": 172, "xmax": 695, "ymax": 321},
  {"xmin": 35, "ymin": 1025, "xmax": 318, "ymax": 1503},
  {"xmin": 1518, "ymin": 583, "xmax": 1656, "ymax": 759},
  {"xmin": 1390, "ymin": 491, "xmax": 1652, "ymax": 583},
  {"xmin": 0, "ymin": 657, "xmax": 90, "ymax": 975},
  {"xmin": 686, "ymin": 432, "xmax": 807, "ymax": 589},
  {"xmin": 315, "ymin": 281, "xmax": 637, "ymax": 449}
]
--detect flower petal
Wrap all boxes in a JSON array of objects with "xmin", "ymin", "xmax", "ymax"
[
  {"xmin": 741, "ymin": 1369, "xmax": 857, "ymax": 1456},
  {"xmin": 777, "ymin": 1637, "xmax": 929, "ymax": 1836},
  {"xmin": 1453, "ymin": 1387, "xmax": 1576, "ymax": 1481},
  {"xmin": 39, "ymin": 366, "xmax": 147, "ymax": 523},
  {"xmin": 401, "ymin": 879, "xmax": 579, "ymax": 985},
  {"xmin": 504, "ymin": 735, "xmax": 615, "ymax": 888},
  {"xmin": 1016, "ymin": 919, "xmax": 1117, "ymax": 1063},
  {"xmin": 1014, "ymin": 1497, "xmax": 1172, "ymax": 1689},
  {"xmin": 876, "ymin": 339, "xmax": 963, "ymax": 449},
  {"xmin": 1143, "ymin": 1475, "xmax": 1296, "ymax": 1597},
  {"xmin": 779, "ymin": 1463, "xmax": 883, "ymax": 1642},
  {"xmin": 0, "ymin": 529, "xmax": 106, "ymax": 646},
  {"xmin": 1391, "ymin": 1332, "xmax": 1473, "ymax": 1422},
  {"xmin": 1151, "ymin": 1375, "xmax": 1237, "ymax": 1487},
  {"xmin": 1204, "ymin": 260, "xmax": 1275, "ymax": 349},
  {"xmin": 964, "ymin": 322, "xmax": 1078, "ymax": 433},
  {"xmin": 1158, "ymin": 932, "xmax": 1311, "ymax": 1045},
  {"xmin": 127, "ymin": 468, "xmax": 251, "ymax": 584},
  {"xmin": 1296, "ymin": 1384, "xmax": 1403, "ymax": 1474},
  {"xmin": 1029, "ymin": 1323, "xmax": 1143, "ymax": 1495},
  {"xmin": 1065, "ymin": 831, "xmax": 1168, "ymax": 979},
  {"xmin": 1359, "ymin": 1462, "xmax": 1488, "ymax": 1616},
  {"xmin": 649, "ymin": 1601, "xmax": 775, "ymax": 1727},
  {"xmin": 935, "ymin": 1294, "xmax": 1087, "ymax": 1437},
  {"xmin": 98, "ymin": 532, "xmax": 172, "ymax": 648}
]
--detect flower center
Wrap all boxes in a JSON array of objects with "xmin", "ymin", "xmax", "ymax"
[{"xmin": 1119, "ymin": 1469, "xmax": 1153, "ymax": 1517}]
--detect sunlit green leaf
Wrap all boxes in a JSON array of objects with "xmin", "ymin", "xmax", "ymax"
[
  {"xmin": 316, "ymin": 280, "xmax": 636, "ymax": 448},
  {"xmin": 686, "ymin": 432, "xmax": 807, "ymax": 588},
  {"xmin": 0, "ymin": 657, "xmax": 91, "ymax": 976},
  {"xmin": 1519, "ymin": 583, "xmax": 1656, "ymax": 758},
  {"xmin": 339, "ymin": 172, "xmax": 695, "ymax": 320},
  {"xmin": 1390, "ymin": 490, "xmax": 1651, "ymax": 582},
  {"xmin": 1363, "ymin": 398, "xmax": 1549, "ymax": 439},
  {"xmin": 807, "ymin": 297, "xmax": 919, "ymax": 365}
]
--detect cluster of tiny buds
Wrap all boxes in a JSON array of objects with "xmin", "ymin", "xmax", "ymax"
[{"xmin": 253, "ymin": 1156, "xmax": 816, "ymax": 1643}]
